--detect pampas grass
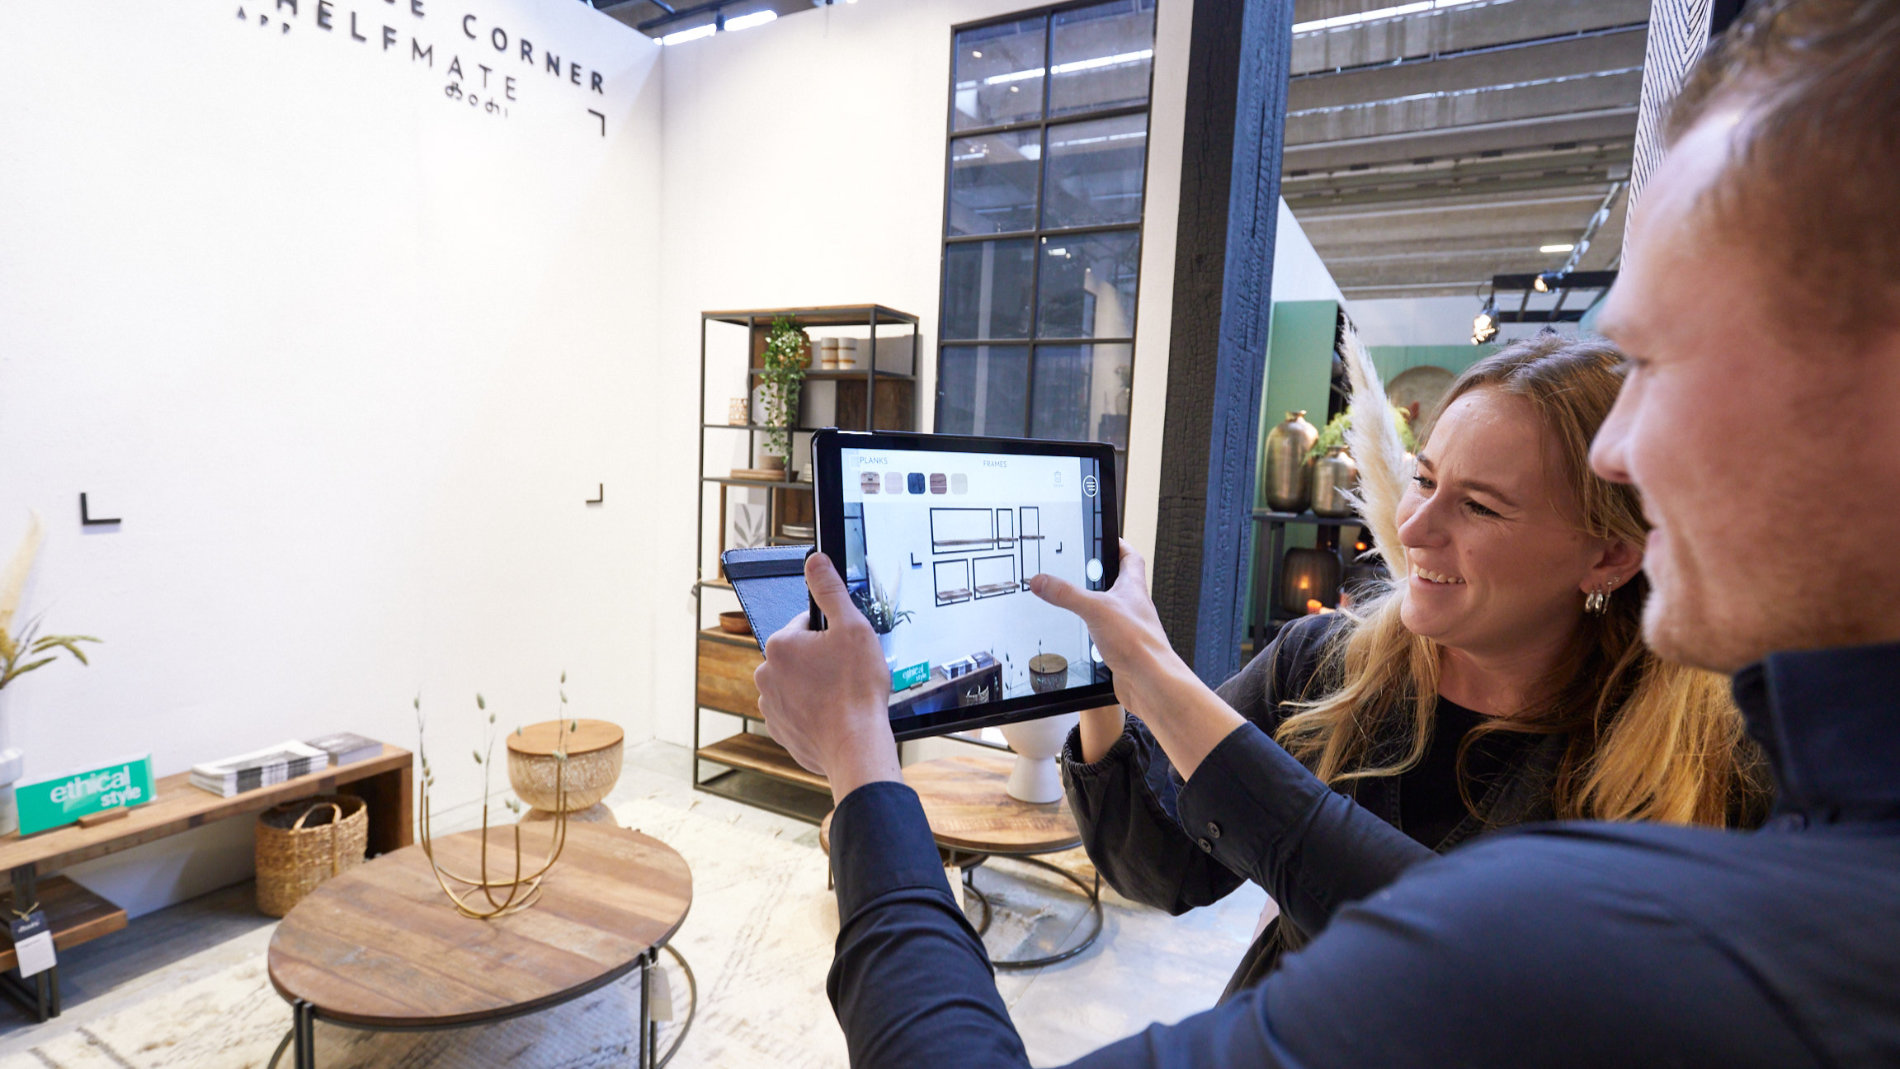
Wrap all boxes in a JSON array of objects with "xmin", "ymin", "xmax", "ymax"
[
  {"xmin": 0, "ymin": 511, "xmax": 100, "ymax": 690},
  {"xmin": 1338, "ymin": 332, "xmax": 1411, "ymax": 579}
]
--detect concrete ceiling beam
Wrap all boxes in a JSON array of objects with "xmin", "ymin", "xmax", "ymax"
[
  {"xmin": 1292, "ymin": 0, "xmax": 1651, "ymax": 74},
  {"xmin": 1284, "ymin": 107, "xmax": 1637, "ymax": 168},
  {"xmin": 1289, "ymin": 28, "xmax": 1648, "ymax": 111},
  {"xmin": 1287, "ymin": 70, "xmax": 1642, "ymax": 144}
]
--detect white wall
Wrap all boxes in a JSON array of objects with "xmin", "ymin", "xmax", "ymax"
[
  {"xmin": 0, "ymin": 0, "xmax": 662, "ymax": 915},
  {"xmin": 652, "ymin": 0, "xmax": 1198, "ymax": 745},
  {"xmin": 1272, "ymin": 201, "xmax": 1346, "ymax": 305}
]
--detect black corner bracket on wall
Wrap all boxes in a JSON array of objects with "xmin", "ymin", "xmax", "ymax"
[{"xmin": 79, "ymin": 493, "xmax": 121, "ymax": 527}]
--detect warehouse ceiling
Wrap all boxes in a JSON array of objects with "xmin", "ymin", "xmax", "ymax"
[
  {"xmin": 1285, "ymin": 0, "xmax": 1645, "ymax": 301},
  {"xmin": 591, "ymin": 0, "xmax": 1643, "ymax": 304}
]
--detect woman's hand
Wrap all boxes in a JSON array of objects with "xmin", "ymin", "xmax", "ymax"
[
  {"xmin": 754, "ymin": 553, "xmax": 903, "ymax": 804},
  {"xmin": 1030, "ymin": 540, "xmax": 1246, "ymax": 780},
  {"xmin": 1028, "ymin": 540, "xmax": 1190, "ymax": 717}
]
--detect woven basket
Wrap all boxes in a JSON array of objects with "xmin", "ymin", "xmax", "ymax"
[{"xmin": 256, "ymin": 794, "xmax": 368, "ymax": 917}]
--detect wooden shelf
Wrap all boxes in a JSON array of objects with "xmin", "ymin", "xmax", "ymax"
[
  {"xmin": 0, "ymin": 875, "xmax": 126, "ymax": 971},
  {"xmin": 698, "ymin": 626, "xmax": 756, "ymax": 648},
  {"xmin": 703, "ymin": 477, "xmax": 813, "ymax": 490},
  {"xmin": 703, "ymin": 304, "xmax": 920, "ymax": 328},
  {"xmin": 746, "ymin": 368, "xmax": 914, "ymax": 382},
  {"xmin": 0, "ymin": 745, "xmax": 413, "ymax": 876},
  {"xmin": 698, "ymin": 578, "xmax": 734, "ymax": 592},
  {"xmin": 696, "ymin": 733, "xmax": 828, "ymax": 794}
]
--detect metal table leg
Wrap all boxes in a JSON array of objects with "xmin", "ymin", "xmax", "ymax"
[
  {"xmin": 960, "ymin": 855, "xmax": 1105, "ymax": 970},
  {"xmin": 293, "ymin": 998, "xmax": 317, "ymax": 1069}
]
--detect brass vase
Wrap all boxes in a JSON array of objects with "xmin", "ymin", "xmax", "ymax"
[
  {"xmin": 1261, "ymin": 411, "xmax": 1319, "ymax": 513},
  {"xmin": 1310, "ymin": 447, "xmax": 1360, "ymax": 517}
]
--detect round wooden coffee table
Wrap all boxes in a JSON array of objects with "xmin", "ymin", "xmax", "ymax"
[
  {"xmin": 268, "ymin": 822, "xmax": 691, "ymax": 1068},
  {"xmin": 823, "ymin": 752, "xmax": 1103, "ymax": 969}
]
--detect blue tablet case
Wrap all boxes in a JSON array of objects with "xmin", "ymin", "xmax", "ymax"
[{"xmin": 722, "ymin": 545, "xmax": 814, "ymax": 653}]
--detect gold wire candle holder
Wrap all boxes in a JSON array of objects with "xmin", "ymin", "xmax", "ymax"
[{"xmin": 412, "ymin": 690, "xmax": 574, "ymax": 920}]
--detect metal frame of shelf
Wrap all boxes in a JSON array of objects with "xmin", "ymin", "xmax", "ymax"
[
  {"xmin": 1246, "ymin": 509, "xmax": 1370, "ymax": 651},
  {"xmin": 693, "ymin": 306, "xmax": 922, "ymax": 821}
]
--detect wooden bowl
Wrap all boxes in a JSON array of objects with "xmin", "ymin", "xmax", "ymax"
[
  {"xmin": 718, "ymin": 611, "xmax": 753, "ymax": 635},
  {"xmin": 506, "ymin": 719, "xmax": 624, "ymax": 812}
]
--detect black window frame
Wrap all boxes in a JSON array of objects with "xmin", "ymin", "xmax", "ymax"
[{"xmin": 933, "ymin": 0, "xmax": 1158, "ymax": 466}]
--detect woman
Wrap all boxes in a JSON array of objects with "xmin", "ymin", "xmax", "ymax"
[{"xmin": 1051, "ymin": 334, "xmax": 1770, "ymax": 998}]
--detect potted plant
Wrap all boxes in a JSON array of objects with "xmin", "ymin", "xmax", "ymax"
[
  {"xmin": 850, "ymin": 564, "xmax": 912, "ymax": 669},
  {"xmin": 0, "ymin": 514, "xmax": 102, "ymax": 834},
  {"xmin": 758, "ymin": 316, "xmax": 811, "ymax": 473}
]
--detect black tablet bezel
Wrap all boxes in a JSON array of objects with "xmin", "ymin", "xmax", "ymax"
[{"xmin": 810, "ymin": 429, "xmax": 1120, "ymax": 742}]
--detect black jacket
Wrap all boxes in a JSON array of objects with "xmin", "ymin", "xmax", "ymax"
[
  {"xmin": 1061, "ymin": 612, "xmax": 1564, "ymax": 994},
  {"xmin": 823, "ymin": 641, "xmax": 1900, "ymax": 1067}
]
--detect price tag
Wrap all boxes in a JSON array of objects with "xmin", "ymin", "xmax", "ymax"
[
  {"xmin": 648, "ymin": 957, "xmax": 674, "ymax": 1022},
  {"xmin": 9, "ymin": 911, "xmax": 56, "ymax": 978}
]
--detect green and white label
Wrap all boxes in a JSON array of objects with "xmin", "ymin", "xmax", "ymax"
[
  {"xmin": 15, "ymin": 755, "xmax": 155, "ymax": 835},
  {"xmin": 892, "ymin": 662, "xmax": 931, "ymax": 691}
]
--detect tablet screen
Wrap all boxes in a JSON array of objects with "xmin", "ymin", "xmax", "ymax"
[{"xmin": 828, "ymin": 436, "xmax": 1115, "ymax": 736}]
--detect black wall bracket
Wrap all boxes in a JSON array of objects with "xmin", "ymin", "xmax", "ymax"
[
  {"xmin": 586, "ymin": 484, "xmax": 605, "ymax": 505},
  {"xmin": 79, "ymin": 493, "xmax": 121, "ymax": 527}
]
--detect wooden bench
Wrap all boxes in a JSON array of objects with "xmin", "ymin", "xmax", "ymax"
[{"xmin": 0, "ymin": 743, "xmax": 412, "ymax": 1022}]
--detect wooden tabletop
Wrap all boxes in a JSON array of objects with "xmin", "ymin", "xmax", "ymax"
[
  {"xmin": 505, "ymin": 718, "xmax": 624, "ymax": 758},
  {"xmin": 268, "ymin": 822, "xmax": 691, "ymax": 1028},
  {"xmin": 901, "ymin": 753, "xmax": 1081, "ymax": 855},
  {"xmin": 0, "ymin": 745, "xmax": 411, "ymax": 876}
]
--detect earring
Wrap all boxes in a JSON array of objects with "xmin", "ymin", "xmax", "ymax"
[{"xmin": 1585, "ymin": 578, "xmax": 1615, "ymax": 616}]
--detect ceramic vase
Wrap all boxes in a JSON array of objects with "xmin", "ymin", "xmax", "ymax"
[{"xmin": 998, "ymin": 711, "xmax": 1080, "ymax": 804}]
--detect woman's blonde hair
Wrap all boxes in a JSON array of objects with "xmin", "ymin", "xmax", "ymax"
[{"xmin": 1274, "ymin": 335, "xmax": 1769, "ymax": 827}]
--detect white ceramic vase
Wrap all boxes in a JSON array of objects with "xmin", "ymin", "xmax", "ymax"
[{"xmin": 998, "ymin": 711, "xmax": 1079, "ymax": 804}]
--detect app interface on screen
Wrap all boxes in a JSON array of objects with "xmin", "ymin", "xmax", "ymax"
[{"xmin": 839, "ymin": 446, "xmax": 1109, "ymax": 721}]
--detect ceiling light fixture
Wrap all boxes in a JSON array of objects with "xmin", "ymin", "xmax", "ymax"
[
  {"xmin": 660, "ymin": 23, "xmax": 716, "ymax": 45},
  {"xmin": 1540, "ymin": 243, "xmax": 1575, "ymax": 254},
  {"xmin": 1472, "ymin": 299, "xmax": 1499, "ymax": 345},
  {"xmin": 1293, "ymin": 0, "xmax": 1486, "ymax": 34},
  {"xmin": 1532, "ymin": 271, "xmax": 1563, "ymax": 294},
  {"xmin": 724, "ymin": 9, "xmax": 776, "ymax": 30}
]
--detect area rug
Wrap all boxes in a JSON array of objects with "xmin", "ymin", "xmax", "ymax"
[{"xmin": 0, "ymin": 782, "xmax": 1124, "ymax": 1069}]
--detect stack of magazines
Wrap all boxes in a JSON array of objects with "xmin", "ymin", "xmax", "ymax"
[{"xmin": 189, "ymin": 741, "xmax": 328, "ymax": 797}]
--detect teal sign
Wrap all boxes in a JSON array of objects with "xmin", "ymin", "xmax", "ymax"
[
  {"xmin": 892, "ymin": 662, "xmax": 931, "ymax": 691},
  {"xmin": 16, "ymin": 755, "xmax": 155, "ymax": 835}
]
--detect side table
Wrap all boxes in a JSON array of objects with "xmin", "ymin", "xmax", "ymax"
[
  {"xmin": 268, "ymin": 821, "xmax": 692, "ymax": 1067},
  {"xmin": 823, "ymin": 752, "xmax": 1103, "ymax": 969}
]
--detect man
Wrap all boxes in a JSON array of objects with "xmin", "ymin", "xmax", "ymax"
[{"xmin": 754, "ymin": 1, "xmax": 1900, "ymax": 1064}]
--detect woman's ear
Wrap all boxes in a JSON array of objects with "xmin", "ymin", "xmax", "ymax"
[{"xmin": 1582, "ymin": 538, "xmax": 1644, "ymax": 593}]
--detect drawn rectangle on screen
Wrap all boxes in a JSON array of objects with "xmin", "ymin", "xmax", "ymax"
[
  {"xmin": 995, "ymin": 508, "xmax": 1015, "ymax": 549},
  {"xmin": 931, "ymin": 508, "xmax": 994, "ymax": 554},
  {"xmin": 935, "ymin": 559, "xmax": 973, "ymax": 605},
  {"xmin": 973, "ymin": 554, "xmax": 1017, "ymax": 599},
  {"xmin": 1019, "ymin": 507, "xmax": 1040, "ymax": 589}
]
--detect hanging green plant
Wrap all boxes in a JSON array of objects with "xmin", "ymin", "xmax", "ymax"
[
  {"xmin": 1309, "ymin": 403, "xmax": 1419, "ymax": 460},
  {"xmin": 759, "ymin": 317, "xmax": 811, "ymax": 463}
]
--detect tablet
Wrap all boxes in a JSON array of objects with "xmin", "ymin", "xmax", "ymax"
[{"xmin": 810, "ymin": 429, "xmax": 1119, "ymax": 741}]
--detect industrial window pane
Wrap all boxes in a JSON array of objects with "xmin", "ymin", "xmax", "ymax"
[
  {"xmin": 1036, "ymin": 230, "xmax": 1140, "ymax": 339},
  {"xmin": 1042, "ymin": 114, "xmax": 1148, "ymax": 229},
  {"xmin": 952, "ymin": 17, "xmax": 1046, "ymax": 131},
  {"xmin": 1030, "ymin": 344, "xmax": 1132, "ymax": 447},
  {"xmin": 1049, "ymin": 0, "xmax": 1156, "ymax": 119},
  {"xmin": 948, "ymin": 130, "xmax": 1040, "ymax": 237},
  {"xmin": 943, "ymin": 238, "xmax": 1035, "ymax": 340},
  {"xmin": 938, "ymin": 345, "xmax": 1029, "ymax": 437}
]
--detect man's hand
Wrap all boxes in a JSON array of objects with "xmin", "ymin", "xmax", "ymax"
[{"xmin": 755, "ymin": 552, "xmax": 903, "ymax": 804}]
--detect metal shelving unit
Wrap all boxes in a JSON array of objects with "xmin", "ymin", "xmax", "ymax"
[{"xmin": 692, "ymin": 305, "xmax": 922, "ymax": 823}]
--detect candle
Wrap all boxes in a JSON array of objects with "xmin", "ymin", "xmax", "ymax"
[{"xmin": 1306, "ymin": 598, "xmax": 1324, "ymax": 615}]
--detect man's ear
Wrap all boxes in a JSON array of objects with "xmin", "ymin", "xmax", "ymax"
[{"xmin": 1582, "ymin": 538, "xmax": 1644, "ymax": 592}]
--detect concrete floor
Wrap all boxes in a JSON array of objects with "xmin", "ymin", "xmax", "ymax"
[{"xmin": 0, "ymin": 740, "xmax": 1264, "ymax": 1066}]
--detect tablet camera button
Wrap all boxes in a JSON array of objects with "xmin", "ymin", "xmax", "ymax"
[
  {"xmin": 1086, "ymin": 558, "xmax": 1104, "ymax": 583},
  {"xmin": 1083, "ymin": 474, "xmax": 1099, "ymax": 497}
]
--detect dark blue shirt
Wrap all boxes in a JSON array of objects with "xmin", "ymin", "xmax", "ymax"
[{"xmin": 826, "ymin": 642, "xmax": 1900, "ymax": 1066}]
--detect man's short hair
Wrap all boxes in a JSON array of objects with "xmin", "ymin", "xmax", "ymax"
[{"xmin": 1667, "ymin": 0, "xmax": 1900, "ymax": 341}]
